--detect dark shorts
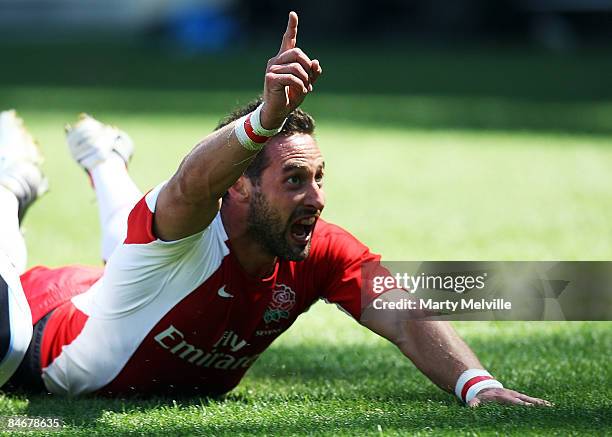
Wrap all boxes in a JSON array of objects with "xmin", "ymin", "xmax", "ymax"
[{"xmin": 5, "ymin": 310, "xmax": 52, "ymax": 392}]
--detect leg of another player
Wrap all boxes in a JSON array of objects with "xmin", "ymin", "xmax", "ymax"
[
  {"xmin": 0, "ymin": 109, "xmax": 43, "ymax": 386},
  {"xmin": 0, "ymin": 251, "xmax": 33, "ymax": 387},
  {"xmin": 0, "ymin": 109, "xmax": 48, "ymax": 273},
  {"xmin": 0, "ymin": 187, "xmax": 27, "ymax": 274},
  {"xmin": 65, "ymin": 115, "xmax": 143, "ymax": 262}
]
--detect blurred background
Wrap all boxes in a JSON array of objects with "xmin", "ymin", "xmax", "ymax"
[
  {"xmin": 1, "ymin": 0, "xmax": 611, "ymax": 132},
  {"xmin": 1, "ymin": 0, "xmax": 611, "ymax": 266},
  {"xmin": 2, "ymin": 0, "xmax": 612, "ymax": 49}
]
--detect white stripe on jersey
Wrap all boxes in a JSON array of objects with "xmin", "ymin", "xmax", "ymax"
[{"xmin": 42, "ymin": 183, "xmax": 229, "ymax": 395}]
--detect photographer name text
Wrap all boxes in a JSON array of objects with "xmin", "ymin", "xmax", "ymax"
[{"xmin": 372, "ymin": 297, "xmax": 512, "ymax": 312}]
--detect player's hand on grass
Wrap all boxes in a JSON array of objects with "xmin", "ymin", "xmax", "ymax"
[
  {"xmin": 261, "ymin": 11, "xmax": 323, "ymax": 129},
  {"xmin": 468, "ymin": 387, "xmax": 552, "ymax": 407}
]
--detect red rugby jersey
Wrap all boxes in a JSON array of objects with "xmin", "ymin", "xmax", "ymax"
[{"xmin": 32, "ymin": 184, "xmax": 381, "ymax": 396}]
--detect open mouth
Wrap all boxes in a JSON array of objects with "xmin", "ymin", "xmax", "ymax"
[{"xmin": 290, "ymin": 216, "xmax": 317, "ymax": 245}]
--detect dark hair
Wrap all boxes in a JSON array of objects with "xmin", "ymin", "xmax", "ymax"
[{"xmin": 216, "ymin": 97, "xmax": 315, "ymax": 185}]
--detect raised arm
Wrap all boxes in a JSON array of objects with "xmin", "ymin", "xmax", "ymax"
[
  {"xmin": 361, "ymin": 298, "xmax": 552, "ymax": 407},
  {"xmin": 154, "ymin": 11, "xmax": 322, "ymax": 241}
]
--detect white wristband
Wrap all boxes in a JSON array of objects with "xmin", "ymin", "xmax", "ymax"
[
  {"xmin": 455, "ymin": 369, "xmax": 503, "ymax": 403},
  {"xmin": 234, "ymin": 103, "xmax": 286, "ymax": 151},
  {"xmin": 251, "ymin": 103, "xmax": 285, "ymax": 136},
  {"xmin": 234, "ymin": 114, "xmax": 263, "ymax": 151}
]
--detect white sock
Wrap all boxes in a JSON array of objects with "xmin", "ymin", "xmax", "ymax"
[
  {"xmin": 90, "ymin": 154, "xmax": 143, "ymax": 262},
  {"xmin": 0, "ymin": 186, "xmax": 27, "ymax": 274}
]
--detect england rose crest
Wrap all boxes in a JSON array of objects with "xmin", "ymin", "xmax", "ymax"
[{"xmin": 264, "ymin": 284, "xmax": 296, "ymax": 323}]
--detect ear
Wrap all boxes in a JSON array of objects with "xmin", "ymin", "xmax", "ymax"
[{"xmin": 227, "ymin": 176, "xmax": 252, "ymax": 203}]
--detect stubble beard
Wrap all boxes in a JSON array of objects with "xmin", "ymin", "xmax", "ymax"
[{"xmin": 246, "ymin": 190, "xmax": 311, "ymax": 261}]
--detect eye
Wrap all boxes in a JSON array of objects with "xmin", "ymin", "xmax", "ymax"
[
  {"xmin": 315, "ymin": 172, "xmax": 324, "ymax": 184},
  {"xmin": 287, "ymin": 176, "xmax": 301, "ymax": 185}
]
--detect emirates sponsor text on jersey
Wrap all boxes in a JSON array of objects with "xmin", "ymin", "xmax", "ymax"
[{"xmin": 154, "ymin": 326, "xmax": 260, "ymax": 370}]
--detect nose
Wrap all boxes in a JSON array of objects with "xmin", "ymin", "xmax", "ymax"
[{"xmin": 304, "ymin": 180, "xmax": 325, "ymax": 211}]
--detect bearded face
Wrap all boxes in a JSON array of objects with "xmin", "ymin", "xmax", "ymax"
[{"xmin": 246, "ymin": 190, "xmax": 316, "ymax": 261}]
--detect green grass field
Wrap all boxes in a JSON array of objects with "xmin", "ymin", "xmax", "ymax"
[{"xmin": 0, "ymin": 44, "xmax": 611, "ymax": 435}]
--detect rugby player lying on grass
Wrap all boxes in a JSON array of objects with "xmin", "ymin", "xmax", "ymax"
[{"xmin": 0, "ymin": 12, "xmax": 550, "ymax": 407}]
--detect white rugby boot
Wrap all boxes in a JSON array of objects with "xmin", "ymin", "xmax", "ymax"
[
  {"xmin": 0, "ymin": 110, "xmax": 48, "ymax": 222},
  {"xmin": 65, "ymin": 114, "xmax": 133, "ymax": 171}
]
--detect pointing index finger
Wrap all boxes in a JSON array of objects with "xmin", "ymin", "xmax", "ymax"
[{"xmin": 278, "ymin": 11, "xmax": 298, "ymax": 54}]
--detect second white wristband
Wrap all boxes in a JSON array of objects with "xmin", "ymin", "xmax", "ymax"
[{"xmin": 455, "ymin": 369, "xmax": 504, "ymax": 403}]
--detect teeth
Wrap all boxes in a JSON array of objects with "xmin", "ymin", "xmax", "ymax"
[{"xmin": 298, "ymin": 217, "xmax": 316, "ymax": 225}]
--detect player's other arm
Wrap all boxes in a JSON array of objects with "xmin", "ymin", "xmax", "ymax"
[
  {"xmin": 361, "ymin": 307, "xmax": 552, "ymax": 407},
  {"xmin": 154, "ymin": 11, "xmax": 322, "ymax": 241}
]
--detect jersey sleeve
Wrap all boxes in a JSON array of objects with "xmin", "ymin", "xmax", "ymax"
[
  {"xmin": 72, "ymin": 182, "xmax": 229, "ymax": 318},
  {"xmin": 317, "ymin": 224, "xmax": 389, "ymax": 321}
]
